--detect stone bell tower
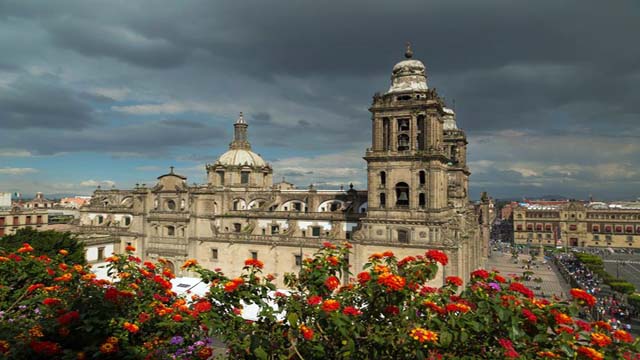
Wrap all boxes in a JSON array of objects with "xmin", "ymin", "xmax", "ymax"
[{"xmin": 359, "ymin": 44, "xmax": 455, "ymax": 246}]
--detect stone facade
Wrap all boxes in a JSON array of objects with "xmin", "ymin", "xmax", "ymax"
[{"xmin": 75, "ymin": 46, "xmax": 489, "ymax": 287}]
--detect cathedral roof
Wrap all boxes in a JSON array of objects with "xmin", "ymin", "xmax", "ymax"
[
  {"xmin": 387, "ymin": 43, "xmax": 428, "ymax": 94},
  {"xmin": 217, "ymin": 148, "xmax": 266, "ymax": 167},
  {"xmin": 443, "ymin": 107, "xmax": 458, "ymax": 130}
]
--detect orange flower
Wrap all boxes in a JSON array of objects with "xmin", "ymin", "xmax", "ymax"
[
  {"xmin": 99, "ymin": 342, "xmax": 117, "ymax": 354},
  {"xmin": 17, "ymin": 243, "xmax": 34, "ymax": 253},
  {"xmin": 373, "ymin": 265, "xmax": 390, "ymax": 274},
  {"xmin": 244, "ymin": 258, "xmax": 264, "ymax": 269},
  {"xmin": 105, "ymin": 256, "xmax": 119, "ymax": 263},
  {"xmin": 300, "ymin": 324, "xmax": 314, "ymax": 340},
  {"xmin": 409, "ymin": 327, "xmax": 438, "ymax": 343},
  {"xmin": 324, "ymin": 276, "xmax": 340, "ymax": 291},
  {"xmin": 181, "ymin": 259, "xmax": 198, "ymax": 269},
  {"xmin": 224, "ymin": 278, "xmax": 244, "ymax": 292},
  {"xmin": 382, "ymin": 251, "xmax": 394, "ymax": 257},
  {"xmin": 553, "ymin": 311, "xmax": 573, "ymax": 325},
  {"xmin": 43, "ymin": 298, "xmax": 62, "ymax": 306},
  {"xmin": 577, "ymin": 346, "xmax": 604, "ymax": 360},
  {"xmin": 592, "ymin": 321, "xmax": 612, "ymax": 331},
  {"xmin": 0, "ymin": 340, "xmax": 10, "ymax": 354},
  {"xmin": 81, "ymin": 273, "xmax": 96, "ymax": 281},
  {"xmin": 357, "ymin": 271, "xmax": 371, "ymax": 284},
  {"xmin": 377, "ymin": 272, "xmax": 406, "ymax": 291},
  {"xmin": 590, "ymin": 333, "xmax": 612, "ymax": 347},
  {"xmin": 321, "ymin": 299, "xmax": 340, "ymax": 312},
  {"xmin": 125, "ymin": 245, "xmax": 136, "ymax": 252},
  {"xmin": 369, "ymin": 253, "xmax": 384, "ymax": 260},
  {"xmin": 105, "ymin": 337, "xmax": 119, "ymax": 344},
  {"xmin": 58, "ymin": 249, "xmax": 69, "ymax": 256},
  {"xmin": 570, "ymin": 288, "xmax": 596, "ymax": 307},
  {"xmin": 613, "ymin": 329, "xmax": 633, "ymax": 343},
  {"xmin": 327, "ymin": 256, "xmax": 339, "ymax": 266},
  {"xmin": 123, "ymin": 322, "xmax": 139, "ymax": 333},
  {"xmin": 536, "ymin": 351, "xmax": 560, "ymax": 358},
  {"xmin": 53, "ymin": 272, "xmax": 72, "ymax": 282}
]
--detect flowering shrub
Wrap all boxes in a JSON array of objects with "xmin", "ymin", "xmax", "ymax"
[{"xmin": 0, "ymin": 241, "xmax": 639, "ymax": 359}]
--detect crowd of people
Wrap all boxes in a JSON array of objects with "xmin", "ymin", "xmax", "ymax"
[{"xmin": 555, "ymin": 252, "xmax": 636, "ymax": 330}]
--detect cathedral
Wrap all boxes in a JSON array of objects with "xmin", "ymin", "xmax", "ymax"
[{"xmin": 77, "ymin": 46, "xmax": 491, "ymax": 286}]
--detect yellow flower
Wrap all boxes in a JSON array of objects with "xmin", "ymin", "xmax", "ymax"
[{"xmin": 409, "ymin": 327, "xmax": 438, "ymax": 343}]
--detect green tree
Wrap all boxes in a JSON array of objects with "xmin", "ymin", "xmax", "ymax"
[{"xmin": 0, "ymin": 228, "xmax": 85, "ymax": 265}]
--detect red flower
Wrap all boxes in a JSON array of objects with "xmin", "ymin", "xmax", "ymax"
[
  {"xmin": 172, "ymin": 314, "xmax": 183, "ymax": 322},
  {"xmin": 27, "ymin": 283, "xmax": 44, "ymax": 293},
  {"xmin": 445, "ymin": 276, "xmax": 463, "ymax": 287},
  {"xmin": 425, "ymin": 250, "xmax": 448, "ymax": 266},
  {"xmin": 592, "ymin": 321, "xmax": 612, "ymax": 331},
  {"xmin": 307, "ymin": 295, "xmax": 323, "ymax": 306},
  {"xmin": 327, "ymin": 256, "xmax": 339, "ymax": 266},
  {"xmin": 244, "ymin": 258, "xmax": 264, "ymax": 269},
  {"xmin": 410, "ymin": 328, "xmax": 438, "ymax": 343},
  {"xmin": 43, "ymin": 298, "xmax": 62, "ymax": 306},
  {"xmin": 342, "ymin": 306, "xmax": 362, "ymax": 316},
  {"xmin": 384, "ymin": 305, "xmax": 399, "ymax": 315},
  {"xmin": 613, "ymin": 330, "xmax": 633, "ymax": 343},
  {"xmin": 224, "ymin": 278, "xmax": 244, "ymax": 292},
  {"xmin": 509, "ymin": 282, "xmax": 534, "ymax": 299},
  {"xmin": 321, "ymin": 299, "xmax": 340, "ymax": 312},
  {"xmin": 521, "ymin": 308, "xmax": 537, "ymax": 323},
  {"xmin": 382, "ymin": 251, "xmax": 394, "ymax": 257},
  {"xmin": 57, "ymin": 311, "xmax": 80, "ymax": 325},
  {"xmin": 470, "ymin": 269, "xmax": 489, "ymax": 280},
  {"xmin": 494, "ymin": 274, "xmax": 506, "ymax": 283},
  {"xmin": 445, "ymin": 303, "xmax": 471, "ymax": 314},
  {"xmin": 322, "ymin": 242, "xmax": 336, "ymax": 249},
  {"xmin": 357, "ymin": 271, "xmax": 371, "ymax": 285},
  {"xmin": 125, "ymin": 245, "xmax": 136, "ymax": 252},
  {"xmin": 498, "ymin": 338, "xmax": 519, "ymax": 358},
  {"xmin": 30, "ymin": 341, "xmax": 61, "ymax": 356},
  {"xmin": 300, "ymin": 324, "xmax": 314, "ymax": 340},
  {"xmin": 570, "ymin": 288, "xmax": 596, "ymax": 307},
  {"xmin": 193, "ymin": 300, "xmax": 212, "ymax": 314},
  {"xmin": 576, "ymin": 319, "xmax": 592, "ymax": 332},
  {"xmin": 552, "ymin": 310, "xmax": 573, "ymax": 325},
  {"xmin": 138, "ymin": 312, "xmax": 151, "ymax": 323},
  {"xmin": 143, "ymin": 261, "xmax": 156, "ymax": 271},
  {"xmin": 398, "ymin": 256, "xmax": 416, "ymax": 267},
  {"xmin": 324, "ymin": 276, "xmax": 340, "ymax": 291}
]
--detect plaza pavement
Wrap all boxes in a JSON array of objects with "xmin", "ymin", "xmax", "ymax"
[{"xmin": 486, "ymin": 250, "xmax": 572, "ymax": 300}]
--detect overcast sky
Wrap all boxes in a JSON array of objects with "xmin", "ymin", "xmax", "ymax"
[{"xmin": 0, "ymin": 0, "xmax": 639, "ymax": 200}]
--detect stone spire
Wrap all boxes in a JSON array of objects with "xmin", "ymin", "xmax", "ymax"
[{"xmin": 230, "ymin": 112, "xmax": 251, "ymax": 150}]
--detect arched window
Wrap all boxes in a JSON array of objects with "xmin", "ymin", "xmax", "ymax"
[
  {"xmin": 124, "ymin": 217, "xmax": 131, "ymax": 226},
  {"xmin": 380, "ymin": 171, "xmax": 386, "ymax": 186},
  {"xmin": 379, "ymin": 193, "xmax": 386, "ymax": 208},
  {"xmin": 395, "ymin": 182, "xmax": 409, "ymax": 207},
  {"xmin": 167, "ymin": 226, "xmax": 175, "ymax": 236},
  {"xmin": 419, "ymin": 171, "xmax": 426, "ymax": 185},
  {"xmin": 419, "ymin": 193, "xmax": 426, "ymax": 208},
  {"xmin": 382, "ymin": 118, "xmax": 390, "ymax": 151},
  {"xmin": 166, "ymin": 200, "xmax": 176, "ymax": 210}
]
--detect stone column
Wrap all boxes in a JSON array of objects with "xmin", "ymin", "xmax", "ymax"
[{"xmin": 390, "ymin": 118, "xmax": 398, "ymax": 151}]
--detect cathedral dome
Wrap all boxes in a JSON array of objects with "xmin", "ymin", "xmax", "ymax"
[
  {"xmin": 443, "ymin": 107, "xmax": 458, "ymax": 130},
  {"xmin": 387, "ymin": 43, "xmax": 428, "ymax": 94},
  {"xmin": 217, "ymin": 148, "xmax": 266, "ymax": 167}
]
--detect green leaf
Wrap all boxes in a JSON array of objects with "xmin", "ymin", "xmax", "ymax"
[
  {"xmin": 287, "ymin": 312, "xmax": 298, "ymax": 327},
  {"xmin": 254, "ymin": 346, "xmax": 268, "ymax": 360},
  {"xmin": 440, "ymin": 330, "xmax": 453, "ymax": 347}
]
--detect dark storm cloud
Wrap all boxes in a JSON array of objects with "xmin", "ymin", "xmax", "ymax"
[
  {"xmin": 0, "ymin": 76, "xmax": 97, "ymax": 130},
  {"xmin": 0, "ymin": 119, "xmax": 225, "ymax": 156}
]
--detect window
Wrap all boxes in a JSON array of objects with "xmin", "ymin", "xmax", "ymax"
[
  {"xmin": 569, "ymin": 224, "xmax": 577, "ymax": 231},
  {"xmin": 241, "ymin": 171, "xmax": 250, "ymax": 185},
  {"xmin": 36, "ymin": 215, "xmax": 42, "ymax": 224},
  {"xmin": 419, "ymin": 193, "xmax": 426, "ymax": 208},
  {"xmin": 419, "ymin": 171, "xmax": 426, "ymax": 185},
  {"xmin": 0, "ymin": 217, "xmax": 4, "ymax": 226},
  {"xmin": 397, "ymin": 229, "xmax": 408, "ymax": 243},
  {"xmin": 166, "ymin": 200, "xmax": 176, "ymax": 210},
  {"xmin": 124, "ymin": 217, "xmax": 131, "ymax": 226},
  {"xmin": 271, "ymin": 225, "xmax": 279, "ymax": 234},
  {"xmin": 615, "ymin": 226, "xmax": 623, "ymax": 233},
  {"xmin": 167, "ymin": 226, "xmax": 175, "ymax": 236},
  {"xmin": 293, "ymin": 202, "xmax": 302, "ymax": 211},
  {"xmin": 397, "ymin": 134, "xmax": 410, "ymax": 151},
  {"xmin": 536, "ymin": 224, "xmax": 542, "ymax": 231},
  {"xmin": 97, "ymin": 215, "xmax": 103, "ymax": 224},
  {"xmin": 217, "ymin": 171, "xmax": 225, "ymax": 185},
  {"xmin": 380, "ymin": 171, "xmax": 386, "ymax": 186},
  {"xmin": 592, "ymin": 225, "xmax": 600, "ymax": 232},
  {"xmin": 594, "ymin": 235, "xmax": 600, "ymax": 241},
  {"xmin": 251, "ymin": 251, "xmax": 258, "ymax": 260},
  {"xmin": 97, "ymin": 247, "xmax": 104, "ymax": 261},
  {"xmin": 211, "ymin": 248, "xmax": 218, "ymax": 260},
  {"xmin": 605, "ymin": 235, "xmax": 612, "ymax": 241},
  {"xmin": 605, "ymin": 226, "xmax": 612, "ymax": 233},
  {"xmin": 379, "ymin": 193, "xmax": 386, "ymax": 208},
  {"xmin": 516, "ymin": 225, "xmax": 523, "ymax": 231},
  {"xmin": 545, "ymin": 224, "xmax": 551, "ymax": 231},
  {"xmin": 627, "ymin": 236, "xmax": 634, "ymax": 243},
  {"xmin": 26, "ymin": 216, "xmax": 31, "ymax": 225},
  {"xmin": 395, "ymin": 182, "xmax": 409, "ymax": 207},
  {"xmin": 233, "ymin": 223, "xmax": 242, "ymax": 232},
  {"xmin": 312, "ymin": 227, "xmax": 321, "ymax": 237},
  {"xmin": 398, "ymin": 118, "xmax": 410, "ymax": 131},
  {"xmin": 527, "ymin": 224, "xmax": 533, "ymax": 231},
  {"xmin": 626, "ymin": 226, "xmax": 633, "ymax": 233},
  {"xmin": 295, "ymin": 254, "xmax": 302, "ymax": 266}
]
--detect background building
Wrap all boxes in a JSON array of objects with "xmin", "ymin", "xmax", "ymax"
[
  {"xmin": 513, "ymin": 200, "xmax": 640, "ymax": 249},
  {"xmin": 75, "ymin": 47, "xmax": 490, "ymax": 286}
]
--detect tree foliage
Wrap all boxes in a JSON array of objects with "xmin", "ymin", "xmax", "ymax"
[{"xmin": 0, "ymin": 228, "xmax": 85, "ymax": 265}]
